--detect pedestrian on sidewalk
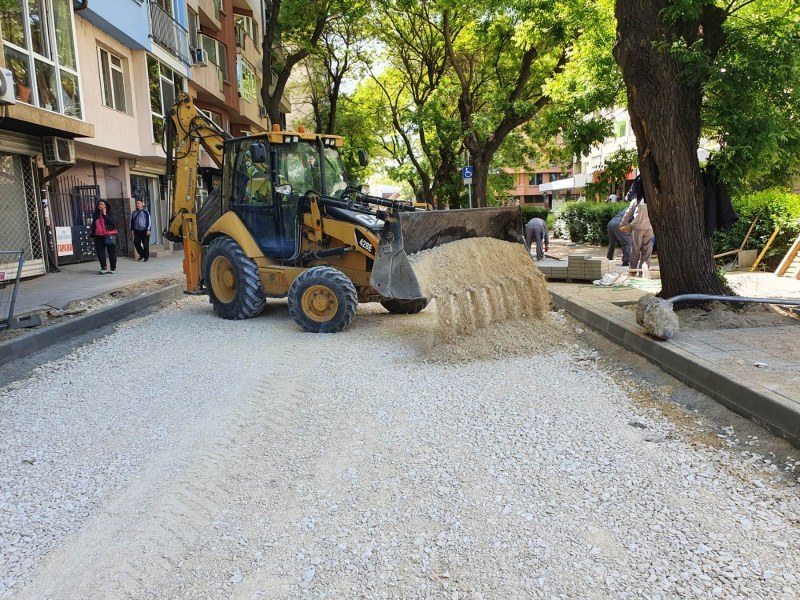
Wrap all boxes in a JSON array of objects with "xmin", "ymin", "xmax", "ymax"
[
  {"xmin": 130, "ymin": 199, "xmax": 151, "ymax": 262},
  {"xmin": 606, "ymin": 208, "xmax": 632, "ymax": 265},
  {"xmin": 91, "ymin": 200, "xmax": 119, "ymax": 274},
  {"xmin": 525, "ymin": 217, "xmax": 550, "ymax": 260},
  {"xmin": 622, "ymin": 176, "xmax": 654, "ymax": 275}
]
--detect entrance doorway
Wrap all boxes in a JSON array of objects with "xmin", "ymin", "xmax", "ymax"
[{"xmin": 130, "ymin": 175, "xmax": 162, "ymax": 245}]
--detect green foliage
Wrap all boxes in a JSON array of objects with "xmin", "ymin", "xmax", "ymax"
[
  {"xmin": 584, "ymin": 147, "xmax": 638, "ymax": 201},
  {"xmin": 520, "ymin": 205, "xmax": 550, "ymax": 222},
  {"xmin": 711, "ymin": 189, "xmax": 800, "ymax": 268},
  {"xmin": 702, "ymin": 0, "xmax": 800, "ymax": 192},
  {"xmin": 557, "ymin": 201, "xmax": 629, "ymax": 245}
]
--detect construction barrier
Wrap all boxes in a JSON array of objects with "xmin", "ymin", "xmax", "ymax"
[{"xmin": 0, "ymin": 250, "xmax": 25, "ymax": 330}]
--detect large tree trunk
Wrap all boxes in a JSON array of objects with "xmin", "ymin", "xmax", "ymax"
[
  {"xmin": 468, "ymin": 155, "xmax": 490, "ymax": 208},
  {"xmin": 614, "ymin": 0, "xmax": 729, "ymax": 298}
]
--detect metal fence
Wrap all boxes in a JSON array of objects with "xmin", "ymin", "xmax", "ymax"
[
  {"xmin": 149, "ymin": 0, "xmax": 191, "ymax": 65},
  {"xmin": 47, "ymin": 175, "xmax": 98, "ymax": 265},
  {"xmin": 0, "ymin": 250, "xmax": 24, "ymax": 330}
]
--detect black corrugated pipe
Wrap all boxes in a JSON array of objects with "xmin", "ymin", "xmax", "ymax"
[{"xmin": 73, "ymin": 0, "xmax": 88, "ymax": 11}]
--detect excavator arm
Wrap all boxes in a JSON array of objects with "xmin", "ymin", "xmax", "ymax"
[{"xmin": 165, "ymin": 93, "xmax": 231, "ymax": 292}]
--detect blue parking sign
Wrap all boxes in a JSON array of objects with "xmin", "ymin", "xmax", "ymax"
[{"xmin": 461, "ymin": 166, "xmax": 473, "ymax": 179}]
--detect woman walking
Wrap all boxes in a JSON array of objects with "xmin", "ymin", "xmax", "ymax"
[{"xmin": 91, "ymin": 200, "xmax": 119, "ymax": 274}]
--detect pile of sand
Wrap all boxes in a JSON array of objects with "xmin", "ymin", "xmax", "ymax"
[{"xmin": 408, "ymin": 237, "xmax": 549, "ymax": 340}]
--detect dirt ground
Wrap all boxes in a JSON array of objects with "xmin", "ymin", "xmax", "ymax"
[{"xmin": 676, "ymin": 301, "xmax": 800, "ymax": 330}]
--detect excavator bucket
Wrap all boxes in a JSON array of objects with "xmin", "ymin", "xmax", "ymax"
[{"xmin": 371, "ymin": 206, "xmax": 525, "ymax": 300}]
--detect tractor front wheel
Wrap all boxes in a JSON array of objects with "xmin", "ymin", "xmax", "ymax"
[
  {"xmin": 204, "ymin": 237, "xmax": 265, "ymax": 320},
  {"xmin": 380, "ymin": 298, "xmax": 429, "ymax": 314},
  {"xmin": 288, "ymin": 267, "xmax": 357, "ymax": 333}
]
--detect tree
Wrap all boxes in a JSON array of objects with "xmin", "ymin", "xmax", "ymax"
[
  {"xmin": 369, "ymin": 0, "xmax": 464, "ymax": 207},
  {"xmin": 442, "ymin": 1, "xmax": 599, "ymax": 207},
  {"xmin": 260, "ymin": 0, "xmax": 332, "ymax": 128},
  {"xmin": 613, "ymin": 0, "xmax": 800, "ymax": 297},
  {"xmin": 584, "ymin": 147, "xmax": 638, "ymax": 201}
]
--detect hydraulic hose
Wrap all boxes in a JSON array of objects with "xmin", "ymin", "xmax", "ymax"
[{"xmin": 666, "ymin": 294, "xmax": 800, "ymax": 307}]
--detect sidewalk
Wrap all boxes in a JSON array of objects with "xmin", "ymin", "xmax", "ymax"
[
  {"xmin": 13, "ymin": 254, "xmax": 184, "ymax": 316},
  {"xmin": 548, "ymin": 273, "xmax": 800, "ymax": 446},
  {"xmin": 1, "ymin": 254, "xmax": 185, "ymax": 367}
]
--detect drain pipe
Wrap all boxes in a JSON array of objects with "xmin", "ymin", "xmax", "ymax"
[{"xmin": 667, "ymin": 294, "xmax": 800, "ymax": 308}]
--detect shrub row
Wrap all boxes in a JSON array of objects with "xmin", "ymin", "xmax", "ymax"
[
  {"xmin": 556, "ymin": 201, "xmax": 630, "ymax": 245},
  {"xmin": 520, "ymin": 205, "xmax": 555, "ymax": 230},
  {"xmin": 712, "ymin": 188, "xmax": 800, "ymax": 269}
]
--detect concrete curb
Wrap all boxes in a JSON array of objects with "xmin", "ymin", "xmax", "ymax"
[
  {"xmin": 0, "ymin": 284, "xmax": 184, "ymax": 367},
  {"xmin": 549, "ymin": 289, "xmax": 800, "ymax": 447}
]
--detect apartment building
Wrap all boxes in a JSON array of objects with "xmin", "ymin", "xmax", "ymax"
[
  {"xmin": 0, "ymin": 0, "xmax": 94, "ymax": 277},
  {"xmin": 0, "ymin": 0, "xmax": 280, "ymax": 276},
  {"xmin": 505, "ymin": 165, "xmax": 572, "ymax": 208}
]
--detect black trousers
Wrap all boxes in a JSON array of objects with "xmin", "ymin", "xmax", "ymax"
[
  {"xmin": 94, "ymin": 237, "xmax": 117, "ymax": 271},
  {"xmin": 133, "ymin": 229, "xmax": 150, "ymax": 260}
]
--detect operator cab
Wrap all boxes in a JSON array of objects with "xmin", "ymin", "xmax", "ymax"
[{"xmin": 222, "ymin": 134, "xmax": 353, "ymax": 260}]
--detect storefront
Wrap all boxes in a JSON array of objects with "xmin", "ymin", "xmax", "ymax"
[{"xmin": 0, "ymin": 133, "xmax": 47, "ymax": 278}]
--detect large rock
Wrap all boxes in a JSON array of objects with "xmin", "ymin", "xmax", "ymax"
[{"xmin": 636, "ymin": 294, "xmax": 679, "ymax": 340}]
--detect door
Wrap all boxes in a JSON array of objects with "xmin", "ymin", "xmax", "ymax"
[
  {"xmin": 130, "ymin": 175, "xmax": 161, "ymax": 244},
  {"xmin": 226, "ymin": 138, "xmax": 285, "ymax": 258}
]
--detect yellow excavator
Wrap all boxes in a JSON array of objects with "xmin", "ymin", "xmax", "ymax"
[{"xmin": 164, "ymin": 93, "xmax": 524, "ymax": 332}]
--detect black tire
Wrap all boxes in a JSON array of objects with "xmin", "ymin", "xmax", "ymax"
[
  {"xmin": 288, "ymin": 266, "xmax": 357, "ymax": 333},
  {"xmin": 204, "ymin": 237, "xmax": 265, "ymax": 320},
  {"xmin": 380, "ymin": 298, "xmax": 429, "ymax": 314}
]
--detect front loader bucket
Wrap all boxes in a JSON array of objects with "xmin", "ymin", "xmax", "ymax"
[{"xmin": 371, "ymin": 206, "xmax": 524, "ymax": 300}]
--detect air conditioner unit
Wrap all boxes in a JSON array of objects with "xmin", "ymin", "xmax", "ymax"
[
  {"xmin": 259, "ymin": 105, "xmax": 268, "ymax": 118},
  {"xmin": 0, "ymin": 68, "xmax": 16, "ymax": 105},
  {"xmin": 41, "ymin": 136, "xmax": 76, "ymax": 166},
  {"xmin": 191, "ymin": 47, "xmax": 209, "ymax": 66}
]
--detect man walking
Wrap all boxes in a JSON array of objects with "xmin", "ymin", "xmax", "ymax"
[
  {"xmin": 525, "ymin": 217, "xmax": 549, "ymax": 260},
  {"xmin": 606, "ymin": 208, "xmax": 632, "ymax": 265},
  {"xmin": 130, "ymin": 199, "xmax": 151, "ymax": 262}
]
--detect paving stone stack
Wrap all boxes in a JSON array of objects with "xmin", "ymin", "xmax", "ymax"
[{"xmin": 536, "ymin": 255, "xmax": 611, "ymax": 281}]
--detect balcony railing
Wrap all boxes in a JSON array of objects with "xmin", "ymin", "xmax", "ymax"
[{"xmin": 149, "ymin": 0, "xmax": 191, "ymax": 65}]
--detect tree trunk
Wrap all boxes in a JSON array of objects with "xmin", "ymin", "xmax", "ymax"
[
  {"xmin": 471, "ymin": 155, "xmax": 490, "ymax": 208},
  {"xmin": 614, "ymin": 0, "xmax": 729, "ymax": 298}
]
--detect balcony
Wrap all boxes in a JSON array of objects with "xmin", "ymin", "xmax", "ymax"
[{"xmin": 149, "ymin": 0, "xmax": 191, "ymax": 65}]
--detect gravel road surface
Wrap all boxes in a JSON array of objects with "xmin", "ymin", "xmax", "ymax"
[{"xmin": 1, "ymin": 297, "xmax": 799, "ymax": 599}]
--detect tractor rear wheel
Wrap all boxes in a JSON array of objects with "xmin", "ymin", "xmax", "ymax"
[
  {"xmin": 288, "ymin": 267, "xmax": 357, "ymax": 333},
  {"xmin": 380, "ymin": 298, "xmax": 429, "ymax": 315},
  {"xmin": 204, "ymin": 237, "xmax": 265, "ymax": 320}
]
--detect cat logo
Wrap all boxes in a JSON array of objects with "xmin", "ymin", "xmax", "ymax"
[{"xmin": 354, "ymin": 230, "xmax": 375, "ymax": 257}]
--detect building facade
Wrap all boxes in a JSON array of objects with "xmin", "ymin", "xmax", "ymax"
[{"xmin": 1, "ymin": 0, "xmax": 282, "ymax": 277}]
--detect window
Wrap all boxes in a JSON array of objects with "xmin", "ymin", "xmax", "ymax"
[
  {"xmin": 187, "ymin": 9, "xmax": 199, "ymax": 51},
  {"xmin": 237, "ymin": 56, "xmax": 258, "ymax": 103},
  {"xmin": 614, "ymin": 120, "xmax": 627, "ymax": 138},
  {"xmin": 98, "ymin": 47, "xmax": 126, "ymax": 113},
  {"xmin": 528, "ymin": 173, "xmax": 544, "ymax": 186},
  {"xmin": 147, "ymin": 55, "xmax": 184, "ymax": 143},
  {"xmin": 549, "ymin": 173, "xmax": 558, "ymax": 182},
  {"xmin": 1, "ymin": 0, "xmax": 81, "ymax": 117},
  {"xmin": 199, "ymin": 108, "xmax": 223, "ymax": 128},
  {"xmin": 234, "ymin": 15, "xmax": 256, "ymax": 48},
  {"xmin": 200, "ymin": 34, "xmax": 227, "ymax": 91}
]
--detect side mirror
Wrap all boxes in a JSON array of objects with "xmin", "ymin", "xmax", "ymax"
[
  {"xmin": 249, "ymin": 142, "xmax": 267, "ymax": 164},
  {"xmin": 357, "ymin": 149, "xmax": 368, "ymax": 168},
  {"xmin": 358, "ymin": 184, "xmax": 370, "ymax": 195},
  {"xmin": 275, "ymin": 184, "xmax": 292, "ymax": 196}
]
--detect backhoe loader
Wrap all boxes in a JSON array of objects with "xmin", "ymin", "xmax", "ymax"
[{"xmin": 165, "ymin": 93, "xmax": 525, "ymax": 332}]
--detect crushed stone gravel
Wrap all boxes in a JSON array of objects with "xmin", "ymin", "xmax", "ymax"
[{"xmin": 1, "ymin": 296, "xmax": 799, "ymax": 599}]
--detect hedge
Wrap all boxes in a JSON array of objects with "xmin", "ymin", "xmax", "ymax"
[
  {"xmin": 712, "ymin": 188, "xmax": 800, "ymax": 269},
  {"xmin": 556, "ymin": 201, "xmax": 630, "ymax": 245},
  {"xmin": 520, "ymin": 205, "xmax": 555, "ymax": 230}
]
